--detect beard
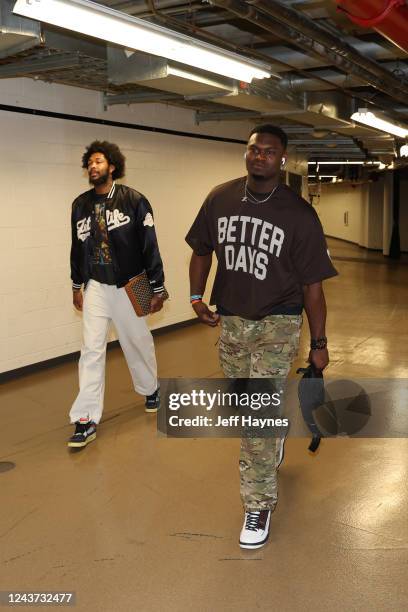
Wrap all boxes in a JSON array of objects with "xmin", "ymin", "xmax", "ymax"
[
  {"xmin": 247, "ymin": 163, "xmax": 274, "ymax": 182},
  {"xmin": 250, "ymin": 172, "xmax": 269, "ymax": 182},
  {"xmin": 89, "ymin": 170, "xmax": 110, "ymax": 186}
]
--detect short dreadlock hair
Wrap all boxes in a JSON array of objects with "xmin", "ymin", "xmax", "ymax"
[
  {"xmin": 249, "ymin": 124, "xmax": 288, "ymax": 149},
  {"xmin": 82, "ymin": 140, "xmax": 126, "ymax": 180}
]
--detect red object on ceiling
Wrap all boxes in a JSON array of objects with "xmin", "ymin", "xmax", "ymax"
[{"xmin": 336, "ymin": 0, "xmax": 408, "ymax": 53}]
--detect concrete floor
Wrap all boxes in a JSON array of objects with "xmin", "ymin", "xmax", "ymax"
[{"xmin": 1, "ymin": 238, "xmax": 408, "ymax": 611}]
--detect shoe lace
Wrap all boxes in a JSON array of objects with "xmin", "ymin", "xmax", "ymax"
[{"xmin": 245, "ymin": 511, "xmax": 261, "ymax": 531}]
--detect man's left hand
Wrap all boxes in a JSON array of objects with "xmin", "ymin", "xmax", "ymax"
[
  {"xmin": 308, "ymin": 348, "xmax": 329, "ymax": 371},
  {"xmin": 149, "ymin": 294, "xmax": 165, "ymax": 314}
]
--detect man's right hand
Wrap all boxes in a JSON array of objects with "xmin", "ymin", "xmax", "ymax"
[
  {"xmin": 73, "ymin": 290, "xmax": 83, "ymax": 311},
  {"xmin": 192, "ymin": 301, "xmax": 219, "ymax": 327}
]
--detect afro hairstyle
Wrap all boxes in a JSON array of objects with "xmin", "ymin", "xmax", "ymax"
[{"xmin": 82, "ymin": 140, "xmax": 126, "ymax": 180}]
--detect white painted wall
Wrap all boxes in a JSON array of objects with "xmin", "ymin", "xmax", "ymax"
[
  {"xmin": 366, "ymin": 179, "xmax": 384, "ymax": 250},
  {"xmin": 382, "ymin": 172, "xmax": 394, "ymax": 256},
  {"xmin": 314, "ymin": 182, "xmax": 367, "ymax": 245},
  {"xmin": 314, "ymin": 179, "xmax": 385, "ymax": 250}
]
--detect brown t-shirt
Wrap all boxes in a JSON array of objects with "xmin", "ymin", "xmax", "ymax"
[{"xmin": 185, "ymin": 177, "xmax": 338, "ymax": 320}]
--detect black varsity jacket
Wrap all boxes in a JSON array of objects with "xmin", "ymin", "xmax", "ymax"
[{"xmin": 70, "ymin": 182, "xmax": 165, "ymax": 293}]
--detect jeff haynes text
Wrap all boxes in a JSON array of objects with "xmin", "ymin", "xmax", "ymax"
[{"xmin": 168, "ymin": 415, "xmax": 289, "ymax": 428}]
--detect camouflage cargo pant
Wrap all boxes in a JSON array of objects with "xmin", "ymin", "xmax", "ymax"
[{"xmin": 219, "ymin": 314, "xmax": 302, "ymax": 511}]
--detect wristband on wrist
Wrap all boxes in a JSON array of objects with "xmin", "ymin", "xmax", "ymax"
[
  {"xmin": 310, "ymin": 336, "xmax": 327, "ymax": 350},
  {"xmin": 190, "ymin": 294, "xmax": 202, "ymax": 304}
]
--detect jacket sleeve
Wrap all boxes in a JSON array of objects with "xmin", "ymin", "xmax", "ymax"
[
  {"xmin": 135, "ymin": 195, "xmax": 165, "ymax": 293},
  {"xmin": 70, "ymin": 200, "xmax": 83, "ymax": 291}
]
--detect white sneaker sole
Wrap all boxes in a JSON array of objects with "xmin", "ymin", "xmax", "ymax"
[
  {"xmin": 145, "ymin": 406, "xmax": 159, "ymax": 413},
  {"xmin": 239, "ymin": 533, "xmax": 269, "ymax": 549}
]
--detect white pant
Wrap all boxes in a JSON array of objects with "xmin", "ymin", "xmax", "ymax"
[{"xmin": 70, "ymin": 279, "xmax": 158, "ymax": 424}]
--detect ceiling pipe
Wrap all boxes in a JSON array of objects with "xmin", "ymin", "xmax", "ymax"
[
  {"xmin": 210, "ymin": 0, "xmax": 408, "ymax": 106},
  {"xmin": 337, "ymin": 0, "xmax": 408, "ymax": 54},
  {"xmin": 125, "ymin": 1, "xmax": 207, "ymax": 19},
  {"xmin": 280, "ymin": 63, "xmax": 408, "ymax": 92},
  {"xmin": 113, "ymin": 0, "xmax": 189, "ymax": 12},
  {"xmin": 238, "ymin": 40, "xmax": 406, "ymax": 72},
  {"xmin": 280, "ymin": 70, "xmax": 365, "ymax": 92}
]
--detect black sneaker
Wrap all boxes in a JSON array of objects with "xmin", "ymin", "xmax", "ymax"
[
  {"xmin": 68, "ymin": 420, "xmax": 97, "ymax": 448},
  {"xmin": 145, "ymin": 387, "xmax": 160, "ymax": 413}
]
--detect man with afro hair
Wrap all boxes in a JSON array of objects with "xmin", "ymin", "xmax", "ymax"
[{"xmin": 68, "ymin": 140, "xmax": 166, "ymax": 448}]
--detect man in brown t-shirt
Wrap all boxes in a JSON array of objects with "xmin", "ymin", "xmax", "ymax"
[{"xmin": 185, "ymin": 124, "xmax": 337, "ymax": 549}]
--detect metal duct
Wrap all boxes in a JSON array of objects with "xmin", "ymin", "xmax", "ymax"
[
  {"xmin": 0, "ymin": 0, "xmax": 41, "ymax": 59},
  {"xmin": 337, "ymin": 0, "xmax": 408, "ymax": 54},
  {"xmin": 107, "ymin": 47, "xmax": 237, "ymax": 97},
  {"xmin": 210, "ymin": 0, "xmax": 408, "ymax": 106}
]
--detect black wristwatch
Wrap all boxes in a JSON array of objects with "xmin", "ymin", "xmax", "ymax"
[{"xmin": 310, "ymin": 336, "xmax": 327, "ymax": 350}]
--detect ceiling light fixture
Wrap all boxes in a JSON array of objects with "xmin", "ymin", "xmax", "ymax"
[
  {"xmin": 400, "ymin": 144, "xmax": 408, "ymax": 157},
  {"xmin": 308, "ymin": 174, "xmax": 338, "ymax": 178},
  {"xmin": 308, "ymin": 161, "xmax": 365, "ymax": 165},
  {"xmin": 308, "ymin": 161, "xmax": 386, "ymax": 166},
  {"xmin": 351, "ymin": 108, "xmax": 408, "ymax": 138},
  {"xmin": 13, "ymin": 0, "xmax": 272, "ymax": 83}
]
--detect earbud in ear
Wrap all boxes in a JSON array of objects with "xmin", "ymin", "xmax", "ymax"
[
  {"xmin": 281, "ymin": 158, "xmax": 286, "ymax": 167},
  {"xmin": 244, "ymin": 152, "xmax": 248, "ymax": 160}
]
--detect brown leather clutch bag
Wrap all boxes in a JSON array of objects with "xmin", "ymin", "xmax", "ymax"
[{"xmin": 125, "ymin": 271, "xmax": 168, "ymax": 317}]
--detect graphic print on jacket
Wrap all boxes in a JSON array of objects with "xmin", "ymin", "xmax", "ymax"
[
  {"xmin": 71, "ymin": 183, "xmax": 165, "ymax": 291},
  {"xmin": 218, "ymin": 215, "xmax": 285, "ymax": 281},
  {"xmin": 106, "ymin": 209, "xmax": 130, "ymax": 231},
  {"xmin": 77, "ymin": 216, "xmax": 91, "ymax": 242}
]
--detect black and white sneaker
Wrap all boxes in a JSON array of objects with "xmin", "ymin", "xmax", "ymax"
[
  {"xmin": 145, "ymin": 387, "xmax": 160, "ymax": 413},
  {"xmin": 239, "ymin": 510, "xmax": 271, "ymax": 549},
  {"xmin": 68, "ymin": 420, "xmax": 97, "ymax": 448},
  {"xmin": 276, "ymin": 437, "xmax": 285, "ymax": 469}
]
